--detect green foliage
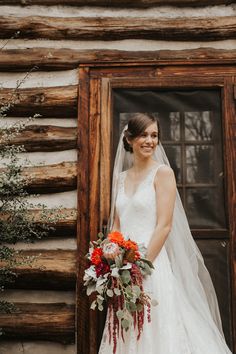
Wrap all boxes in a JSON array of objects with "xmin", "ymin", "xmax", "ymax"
[{"xmin": 0, "ymin": 55, "xmax": 59, "ymax": 316}]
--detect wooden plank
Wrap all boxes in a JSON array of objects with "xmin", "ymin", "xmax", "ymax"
[
  {"xmin": 100, "ymin": 78, "xmax": 112, "ymax": 229},
  {"xmin": 0, "ymin": 0, "xmax": 234, "ymax": 6},
  {"xmin": 1, "ymin": 49, "xmax": 236, "ymax": 71},
  {"xmin": 77, "ymin": 67, "xmax": 90, "ymax": 354},
  {"xmin": 222, "ymin": 76, "xmax": 236, "ymax": 354},
  {"xmin": 33, "ymin": 208, "xmax": 77, "ymax": 237},
  {"xmin": 0, "ymin": 302, "xmax": 75, "ymax": 343},
  {"xmin": 89, "ymin": 79, "xmax": 100, "ymax": 353},
  {"xmin": 0, "ymin": 125, "xmax": 77, "ymax": 152},
  {"xmin": 0, "ymin": 208, "xmax": 77, "ymax": 236},
  {"xmin": 5, "ymin": 250, "xmax": 76, "ymax": 289},
  {"xmin": 108, "ymin": 76, "xmax": 225, "ymax": 89},
  {"xmin": 0, "ymin": 16, "xmax": 235, "ymax": 41},
  {"xmin": 21, "ymin": 161, "xmax": 77, "ymax": 193},
  {"xmin": 0, "ymin": 85, "xmax": 78, "ymax": 117}
]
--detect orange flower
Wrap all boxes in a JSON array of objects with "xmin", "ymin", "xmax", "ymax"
[
  {"xmin": 91, "ymin": 248, "xmax": 103, "ymax": 265},
  {"xmin": 124, "ymin": 239, "xmax": 138, "ymax": 251},
  {"xmin": 108, "ymin": 231, "xmax": 125, "ymax": 246}
]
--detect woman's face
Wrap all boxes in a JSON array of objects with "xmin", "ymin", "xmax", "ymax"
[{"xmin": 131, "ymin": 122, "xmax": 159, "ymax": 158}]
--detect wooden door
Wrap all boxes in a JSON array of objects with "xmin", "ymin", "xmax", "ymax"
[{"xmin": 77, "ymin": 66, "xmax": 236, "ymax": 354}]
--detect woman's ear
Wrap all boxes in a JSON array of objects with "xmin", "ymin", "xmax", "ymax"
[{"xmin": 126, "ymin": 136, "xmax": 132, "ymax": 146}]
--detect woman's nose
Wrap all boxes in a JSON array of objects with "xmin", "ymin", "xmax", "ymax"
[{"xmin": 145, "ymin": 135, "xmax": 152, "ymax": 143}]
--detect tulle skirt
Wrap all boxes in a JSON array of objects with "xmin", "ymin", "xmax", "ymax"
[{"xmin": 98, "ymin": 246, "xmax": 232, "ymax": 354}]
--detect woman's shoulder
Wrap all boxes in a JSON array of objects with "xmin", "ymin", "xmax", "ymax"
[
  {"xmin": 154, "ymin": 164, "xmax": 176, "ymax": 186},
  {"xmin": 156, "ymin": 164, "xmax": 173, "ymax": 175}
]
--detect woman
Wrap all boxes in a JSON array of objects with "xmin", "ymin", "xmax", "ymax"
[{"xmin": 99, "ymin": 113, "xmax": 232, "ymax": 354}]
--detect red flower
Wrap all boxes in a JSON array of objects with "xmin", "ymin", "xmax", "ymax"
[
  {"xmin": 108, "ymin": 231, "xmax": 125, "ymax": 247},
  {"xmin": 134, "ymin": 251, "xmax": 141, "ymax": 260},
  {"xmin": 96, "ymin": 262, "xmax": 110, "ymax": 277},
  {"xmin": 91, "ymin": 248, "xmax": 103, "ymax": 265}
]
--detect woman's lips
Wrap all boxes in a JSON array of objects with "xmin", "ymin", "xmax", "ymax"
[{"xmin": 141, "ymin": 146, "xmax": 153, "ymax": 151}]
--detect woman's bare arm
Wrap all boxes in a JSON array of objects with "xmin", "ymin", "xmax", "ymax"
[
  {"xmin": 146, "ymin": 166, "xmax": 176, "ymax": 263},
  {"xmin": 111, "ymin": 209, "xmax": 120, "ymax": 232}
]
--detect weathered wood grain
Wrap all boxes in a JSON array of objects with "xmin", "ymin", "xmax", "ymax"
[
  {"xmin": 0, "ymin": 16, "xmax": 235, "ymax": 41},
  {"xmin": 21, "ymin": 161, "xmax": 77, "ymax": 193},
  {"xmin": 6, "ymin": 250, "xmax": 77, "ymax": 289},
  {"xmin": 0, "ymin": 125, "xmax": 77, "ymax": 151},
  {"xmin": 223, "ymin": 77, "xmax": 236, "ymax": 354},
  {"xmin": 0, "ymin": 86, "xmax": 78, "ymax": 117},
  {"xmin": 0, "ymin": 0, "xmax": 234, "ymax": 6},
  {"xmin": 77, "ymin": 67, "xmax": 91, "ymax": 354},
  {"xmin": 34, "ymin": 208, "xmax": 77, "ymax": 236},
  {"xmin": 88, "ymin": 78, "xmax": 101, "ymax": 353},
  {"xmin": 0, "ymin": 208, "xmax": 77, "ymax": 236},
  {"xmin": 85, "ymin": 65, "xmax": 236, "ymax": 350},
  {"xmin": 1, "ymin": 48, "xmax": 236, "ymax": 71},
  {"xmin": 0, "ymin": 302, "xmax": 75, "ymax": 342}
]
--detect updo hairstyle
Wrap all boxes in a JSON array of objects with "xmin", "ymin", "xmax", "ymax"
[{"xmin": 123, "ymin": 113, "xmax": 160, "ymax": 153}]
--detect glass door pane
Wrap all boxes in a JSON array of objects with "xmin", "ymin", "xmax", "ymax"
[
  {"xmin": 113, "ymin": 89, "xmax": 226, "ymax": 229},
  {"xmin": 112, "ymin": 88, "xmax": 231, "ymax": 346}
]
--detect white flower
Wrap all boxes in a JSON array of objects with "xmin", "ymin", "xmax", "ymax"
[{"xmin": 102, "ymin": 242, "xmax": 120, "ymax": 260}]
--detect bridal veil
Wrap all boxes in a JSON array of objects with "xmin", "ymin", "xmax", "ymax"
[{"xmin": 108, "ymin": 125, "xmax": 225, "ymax": 339}]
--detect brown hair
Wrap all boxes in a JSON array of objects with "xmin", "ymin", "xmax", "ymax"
[{"xmin": 123, "ymin": 113, "xmax": 160, "ymax": 153}]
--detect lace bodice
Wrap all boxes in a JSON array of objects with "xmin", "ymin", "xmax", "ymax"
[{"xmin": 116, "ymin": 164, "xmax": 165, "ymax": 247}]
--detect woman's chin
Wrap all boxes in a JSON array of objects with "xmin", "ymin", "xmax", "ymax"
[{"xmin": 138, "ymin": 149, "xmax": 154, "ymax": 158}]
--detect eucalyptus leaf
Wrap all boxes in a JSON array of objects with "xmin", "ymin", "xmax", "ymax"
[
  {"xmin": 97, "ymin": 294, "xmax": 104, "ymax": 301},
  {"xmin": 111, "ymin": 267, "xmax": 120, "ymax": 278},
  {"xmin": 96, "ymin": 277, "xmax": 107, "ymax": 287},
  {"xmin": 132, "ymin": 285, "xmax": 141, "ymax": 297},
  {"xmin": 121, "ymin": 270, "xmax": 131, "ymax": 284},
  {"xmin": 129, "ymin": 302, "xmax": 137, "ymax": 312},
  {"xmin": 151, "ymin": 299, "xmax": 159, "ymax": 306},
  {"xmin": 115, "ymin": 255, "xmax": 123, "ymax": 268},
  {"xmin": 97, "ymin": 297, "xmax": 103, "ymax": 305},
  {"xmin": 116, "ymin": 309, "xmax": 124, "ymax": 320},
  {"xmin": 107, "ymin": 289, "xmax": 114, "ymax": 297},
  {"xmin": 86, "ymin": 284, "xmax": 96, "ymax": 296},
  {"xmin": 96, "ymin": 286, "xmax": 104, "ymax": 294},
  {"xmin": 121, "ymin": 263, "xmax": 132, "ymax": 270},
  {"xmin": 136, "ymin": 303, "xmax": 143, "ymax": 312},
  {"xmin": 114, "ymin": 288, "xmax": 121, "ymax": 296},
  {"xmin": 98, "ymin": 304, "xmax": 104, "ymax": 311},
  {"xmin": 141, "ymin": 258, "xmax": 155, "ymax": 269},
  {"xmin": 98, "ymin": 232, "xmax": 104, "ymax": 239},
  {"xmin": 125, "ymin": 285, "xmax": 132, "ymax": 296},
  {"xmin": 121, "ymin": 318, "xmax": 130, "ymax": 331},
  {"xmin": 90, "ymin": 300, "xmax": 97, "ymax": 310}
]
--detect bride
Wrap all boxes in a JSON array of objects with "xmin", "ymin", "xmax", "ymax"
[{"xmin": 98, "ymin": 112, "xmax": 232, "ymax": 354}]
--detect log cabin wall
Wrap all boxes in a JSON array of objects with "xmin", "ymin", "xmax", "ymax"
[{"xmin": 0, "ymin": 1, "xmax": 235, "ymax": 354}]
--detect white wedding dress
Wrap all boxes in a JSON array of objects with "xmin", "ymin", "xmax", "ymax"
[{"xmin": 99, "ymin": 164, "xmax": 232, "ymax": 354}]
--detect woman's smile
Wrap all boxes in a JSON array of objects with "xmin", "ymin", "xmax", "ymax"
[{"xmin": 131, "ymin": 122, "xmax": 159, "ymax": 156}]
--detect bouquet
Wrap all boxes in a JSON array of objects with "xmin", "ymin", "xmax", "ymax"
[{"xmin": 83, "ymin": 231, "xmax": 156, "ymax": 353}]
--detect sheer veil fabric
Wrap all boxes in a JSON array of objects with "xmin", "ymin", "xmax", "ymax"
[{"xmin": 107, "ymin": 126, "xmax": 230, "ymax": 349}]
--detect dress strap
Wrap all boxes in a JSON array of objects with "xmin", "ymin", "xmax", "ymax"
[{"xmin": 118, "ymin": 171, "xmax": 126, "ymax": 191}]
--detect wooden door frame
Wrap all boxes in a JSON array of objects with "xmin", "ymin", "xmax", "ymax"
[{"xmin": 77, "ymin": 64, "xmax": 236, "ymax": 354}]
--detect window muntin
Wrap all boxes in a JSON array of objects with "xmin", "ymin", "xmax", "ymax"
[{"xmin": 113, "ymin": 89, "xmax": 226, "ymax": 229}]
